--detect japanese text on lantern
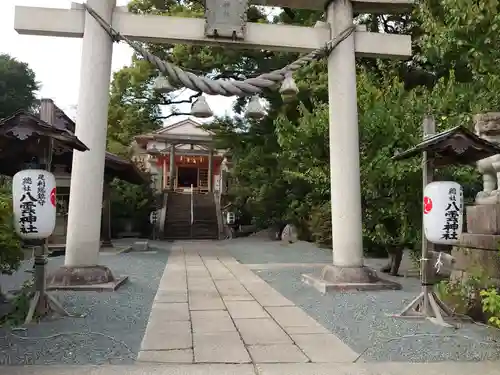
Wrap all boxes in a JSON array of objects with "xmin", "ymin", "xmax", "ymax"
[
  {"xmin": 19, "ymin": 177, "xmax": 38, "ymax": 234},
  {"xmin": 37, "ymin": 173, "xmax": 46, "ymax": 206},
  {"xmin": 441, "ymin": 187, "xmax": 459, "ymax": 241}
]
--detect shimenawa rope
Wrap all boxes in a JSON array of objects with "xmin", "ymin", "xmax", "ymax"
[{"xmin": 82, "ymin": 4, "xmax": 355, "ymax": 97}]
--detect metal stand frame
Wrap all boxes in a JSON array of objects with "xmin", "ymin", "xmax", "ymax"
[
  {"xmin": 389, "ymin": 273, "xmax": 457, "ymax": 328},
  {"xmin": 24, "ymin": 243, "xmax": 74, "ymax": 324},
  {"xmin": 389, "ymin": 115, "xmax": 460, "ymax": 328}
]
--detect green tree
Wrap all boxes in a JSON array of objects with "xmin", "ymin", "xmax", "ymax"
[
  {"xmin": 0, "ymin": 55, "xmax": 36, "ymax": 277},
  {"xmin": 274, "ymin": 69, "xmax": 497, "ymax": 252},
  {"xmin": 418, "ymin": 0, "xmax": 500, "ymax": 77},
  {"xmin": 0, "ymin": 183, "xmax": 22, "ymax": 275},
  {"xmin": 0, "ymin": 54, "xmax": 39, "ymax": 119}
]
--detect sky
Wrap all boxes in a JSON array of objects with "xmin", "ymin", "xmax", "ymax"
[{"xmin": 0, "ymin": 0, "xmax": 236, "ymax": 124}]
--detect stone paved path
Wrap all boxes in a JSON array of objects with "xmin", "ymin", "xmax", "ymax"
[
  {"xmin": 137, "ymin": 242, "xmax": 358, "ymax": 364},
  {"xmin": 4, "ymin": 240, "xmax": 500, "ymax": 374}
]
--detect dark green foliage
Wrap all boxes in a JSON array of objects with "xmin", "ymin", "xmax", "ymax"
[
  {"xmin": 0, "ymin": 183, "xmax": 22, "ymax": 275},
  {"xmin": 0, "ymin": 54, "xmax": 39, "ymax": 119}
]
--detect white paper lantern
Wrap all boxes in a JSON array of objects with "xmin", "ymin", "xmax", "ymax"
[
  {"xmin": 423, "ymin": 181, "xmax": 463, "ymax": 245},
  {"xmin": 226, "ymin": 212, "xmax": 235, "ymax": 225},
  {"xmin": 12, "ymin": 169, "xmax": 57, "ymax": 240},
  {"xmin": 150, "ymin": 210, "xmax": 158, "ymax": 224}
]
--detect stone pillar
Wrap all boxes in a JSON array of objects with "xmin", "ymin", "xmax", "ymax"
[
  {"xmin": 452, "ymin": 205, "xmax": 500, "ymax": 283},
  {"xmin": 208, "ymin": 149, "xmax": 213, "ymax": 192},
  {"xmin": 169, "ymin": 145, "xmax": 175, "ymax": 190},
  {"xmin": 303, "ymin": 0, "xmax": 400, "ymax": 290},
  {"xmin": 326, "ymin": 0, "xmax": 363, "ymax": 268},
  {"xmin": 64, "ymin": 0, "xmax": 115, "ymax": 267},
  {"xmin": 100, "ymin": 182, "xmax": 112, "ymax": 248}
]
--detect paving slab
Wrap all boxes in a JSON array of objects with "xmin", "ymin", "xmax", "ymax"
[
  {"xmin": 149, "ymin": 302, "xmax": 190, "ymax": 321},
  {"xmin": 255, "ymin": 362, "xmax": 500, "ymax": 375},
  {"xmin": 95, "ymin": 364, "xmax": 256, "ymax": 375},
  {"xmin": 265, "ymin": 306, "xmax": 321, "ymax": 328},
  {"xmin": 214, "ymin": 279, "xmax": 254, "ymax": 301},
  {"xmin": 191, "ymin": 310, "xmax": 237, "ymax": 333},
  {"xmin": 154, "ymin": 290, "xmax": 188, "ymax": 303},
  {"xmin": 250, "ymin": 292, "xmax": 295, "ymax": 307},
  {"xmin": 193, "ymin": 331, "xmax": 251, "ymax": 363},
  {"xmin": 203, "ymin": 260, "xmax": 235, "ymax": 280},
  {"xmin": 141, "ymin": 320, "xmax": 192, "ymax": 350},
  {"xmin": 188, "ymin": 289, "xmax": 221, "ymax": 298},
  {"xmin": 136, "ymin": 349, "xmax": 193, "ymax": 363},
  {"xmin": 225, "ymin": 301, "xmax": 269, "ymax": 319},
  {"xmin": 291, "ymin": 334, "xmax": 358, "ymax": 363},
  {"xmin": 189, "ymin": 296, "xmax": 226, "ymax": 311},
  {"xmin": 248, "ymin": 344, "xmax": 309, "ymax": 363},
  {"xmin": 234, "ymin": 318, "xmax": 292, "ymax": 345},
  {"xmin": 187, "ymin": 279, "xmax": 215, "ymax": 288},
  {"xmin": 158, "ymin": 279, "xmax": 187, "ymax": 293},
  {"xmin": 284, "ymin": 324, "xmax": 330, "ymax": 335}
]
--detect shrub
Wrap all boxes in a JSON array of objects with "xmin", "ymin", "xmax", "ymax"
[{"xmin": 0, "ymin": 183, "xmax": 22, "ymax": 275}]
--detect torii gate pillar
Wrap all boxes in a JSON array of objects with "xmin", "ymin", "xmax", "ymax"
[
  {"xmin": 305, "ymin": 0, "xmax": 401, "ymax": 291},
  {"xmin": 326, "ymin": 0, "xmax": 363, "ymax": 268},
  {"xmin": 64, "ymin": 0, "xmax": 116, "ymax": 268}
]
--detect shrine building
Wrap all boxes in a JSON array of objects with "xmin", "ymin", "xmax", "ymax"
[{"xmin": 132, "ymin": 118, "xmax": 230, "ymax": 194}]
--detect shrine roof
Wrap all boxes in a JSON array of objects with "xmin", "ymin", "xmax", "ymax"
[
  {"xmin": 392, "ymin": 126, "xmax": 500, "ymax": 167},
  {"xmin": 104, "ymin": 151, "xmax": 149, "ymax": 185},
  {"xmin": 0, "ymin": 110, "xmax": 148, "ymax": 185},
  {"xmin": 135, "ymin": 132, "xmax": 214, "ymax": 146},
  {"xmin": 0, "ymin": 110, "xmax": 88, "ymax": 151}
]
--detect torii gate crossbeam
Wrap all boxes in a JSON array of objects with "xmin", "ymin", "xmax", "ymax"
[{"xmin": 13, "ymin": 0, "xmax": 412, "ymax": 290}]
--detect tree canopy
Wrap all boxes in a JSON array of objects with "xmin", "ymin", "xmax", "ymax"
[{"xmin": 0, "ymin": 54, "xmax": 39, "ymax": 119}]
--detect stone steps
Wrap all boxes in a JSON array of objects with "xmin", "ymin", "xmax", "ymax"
[{"xmin": 163, "ymin": 192, "xmax": 219, "ymax": 240}]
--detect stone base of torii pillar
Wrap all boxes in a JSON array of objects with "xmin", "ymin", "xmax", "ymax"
[
  {"xmin": 46, "ymin": 265, "xmax": 128, "ymax": 292},
  {"xmin": 302, "ymin": 265, "xmax": 401, "ymax": 293}
]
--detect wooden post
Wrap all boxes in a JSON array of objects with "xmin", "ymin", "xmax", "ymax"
[
  {"xmin": 169, "ymin": 144, "xmax": 175, "ymax": 190},
  {"xmin": 100, "ymin": 181, "xmax": 113, "ymax": 248},
  {"xmin": 421, "ymin": 114, "xmax": 436, "ymax": 315},
  {"xmin": 390, "ymin": 115, "xmax": 458, "ymax": 327},
  {"xmin": 208, "ymin": 149, "xmax": 213, "ymax": 192}
]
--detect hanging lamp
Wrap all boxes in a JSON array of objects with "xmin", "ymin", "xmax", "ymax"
[
  {"xmin": 191, "ymin": 95, "xmax": 213, "ymax": 118},
  {"xmin": 153, "ymin": 75, "xmax": 175, "ymax": 93},
  {"xmin": 279, "ymin": 72, "xmax": 299, "ymax": 102},
  {"xmin": 246, "ymin": 95, "xmax": 266, "ymax": 120}
]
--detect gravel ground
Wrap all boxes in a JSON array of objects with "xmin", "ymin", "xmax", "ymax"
[
  {"xmin": 219, "ymin": 238, "xmax": 333, "ymax": 264},
  {"xmin": 221, "ymin": 239, "xmax": 500, "ymax": 362},
  {"xmin": 0, "ymin": 247, "xmax": 169, "ymax": 365}
]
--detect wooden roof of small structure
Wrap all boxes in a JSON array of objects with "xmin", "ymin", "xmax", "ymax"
[
  {"xmin": 0, "ymin": 110, "xmax": 147, "ymax": 184},
  {"xmin": 392, "ymin": 126, "xmax": 500, "ymax": 167}
]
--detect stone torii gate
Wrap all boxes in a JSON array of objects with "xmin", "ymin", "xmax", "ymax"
[{"xmin": 14, "ymin": 0, "xmax": 412, "ymax": 289}]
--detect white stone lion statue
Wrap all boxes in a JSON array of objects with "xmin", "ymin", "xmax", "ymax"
[{"xmin": 475, "ymin": 113, "xmax": 500, "ymax": 205}]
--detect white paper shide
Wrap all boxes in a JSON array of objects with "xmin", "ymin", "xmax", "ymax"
[
  {"xmin": 423, "ymin": 181, "xmax": 463, "ymax": 245},
  {"xmin": 12, "ymin": 169, "xmax": 57, "ymax": 239}
]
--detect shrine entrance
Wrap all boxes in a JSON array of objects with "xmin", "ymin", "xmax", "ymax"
[
  {"xmin": 177, "ymin": 166, "xmax": 198, "ymax": 188},
  {"xmin": 14, "ymin": 0, "xmax": 412, "ymax": 288}
]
